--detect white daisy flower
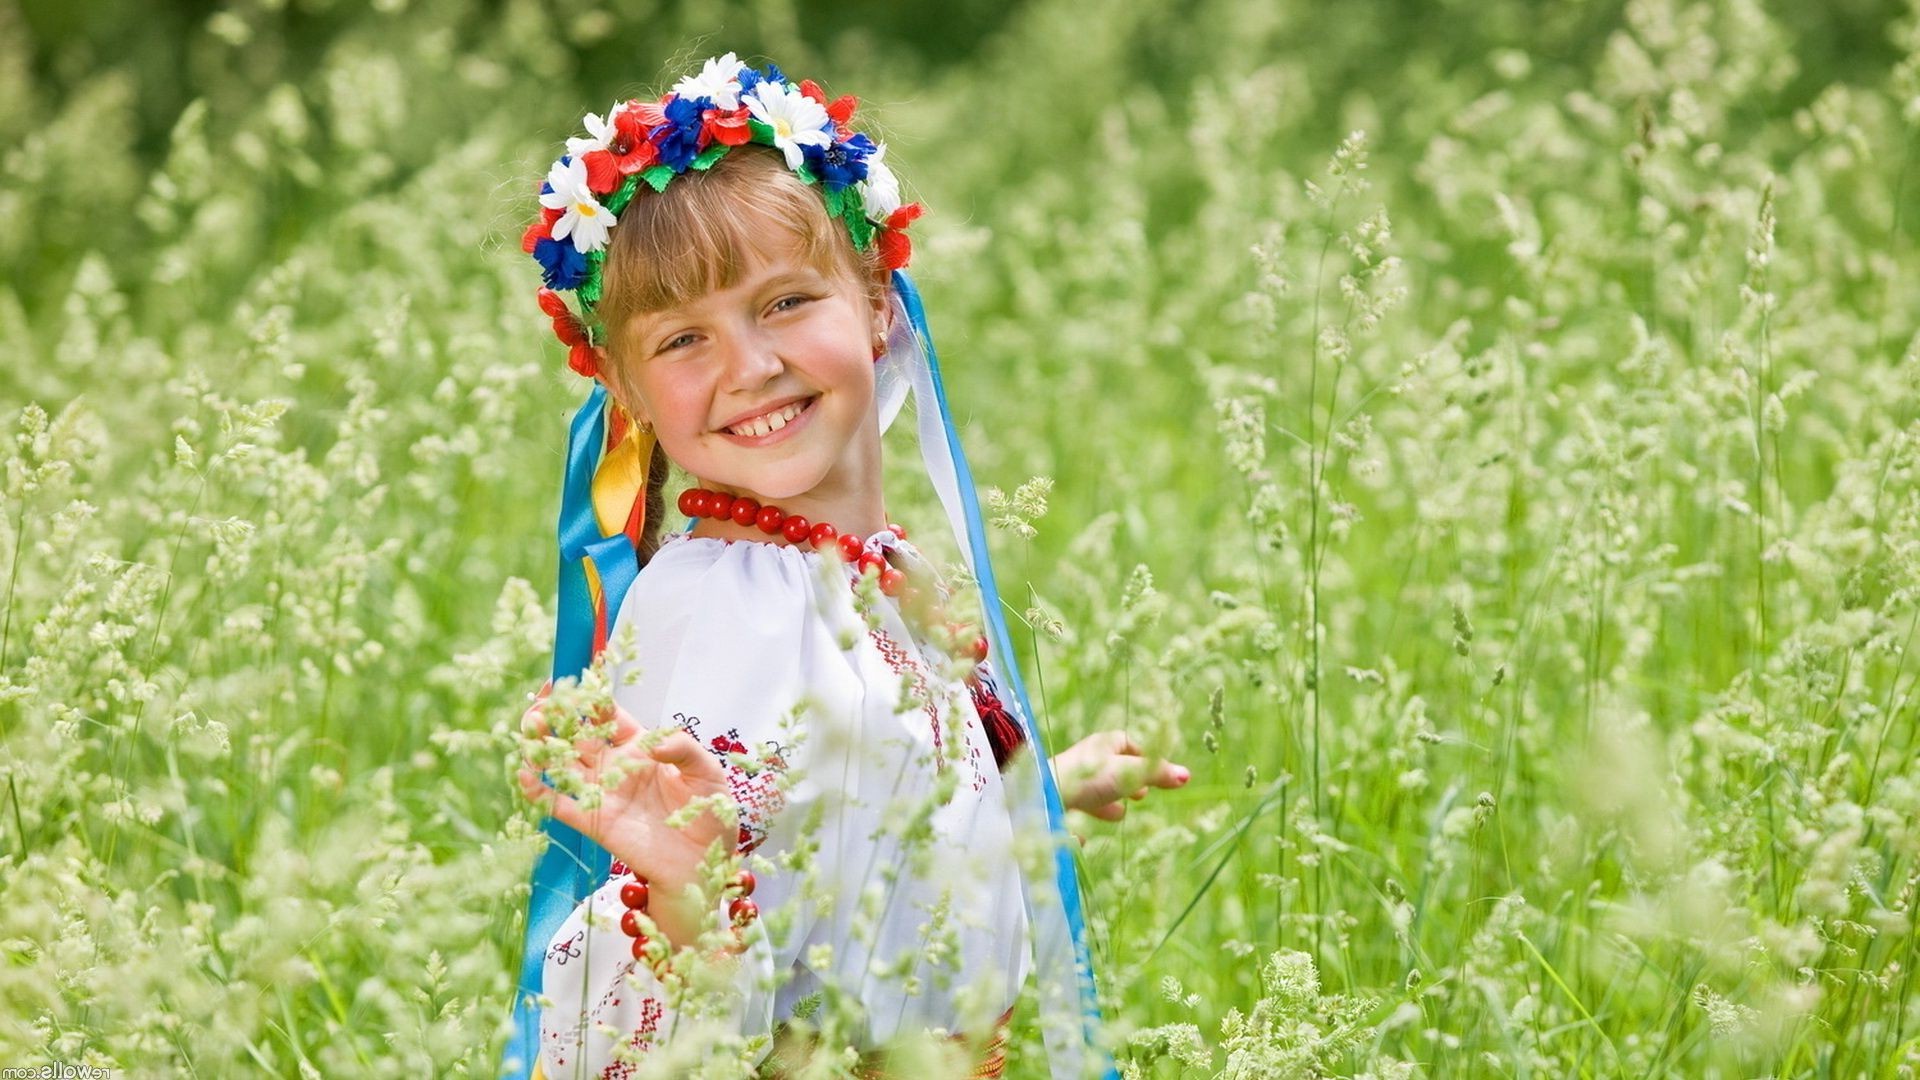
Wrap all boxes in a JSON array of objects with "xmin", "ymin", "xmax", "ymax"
[
  {"xmin": 564, "ymin": 102, "xmax": 625, "ymax": 159},
  {"xmin": 672, "ymin": 52, "xmax": 747, "ymax": 110},
  {"xmin": 858, "ymin": 142, "xmax": 902, "ymax": 222},
  {"xmin": 539, "ymin": 156, "xmax": 615, "ymax": 253},
  {"xmin": 743, "ymin": 79, "xmax": 832, "ymax": 171}
]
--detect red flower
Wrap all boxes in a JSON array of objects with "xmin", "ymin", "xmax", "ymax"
[
  {"xmin": 535, "ymin": 288, "xmax": 570, "ymax": 318},
  {"xmin": 877, "ymin": 203, "xmax": 925, "ymax": 270},
  {"xmin": 580, "ymin": 149, "xmax": 621, "ymax": 195},
  {"xmin": 609, "ymin": 105, "xmax": 660, "ymax": 174},
  {"xmin": 567, "ymin": 342, "xmax": 598, "ymax": 378},
  {"xmin": 521, "ymin": 219, "xmax": 550, "ymax": 253},
  {"xmin": 878, "ymin": 230, "xmax": 911, "ymax": 270},
  {"xmin": 797, "ymin": 80, "xmax": 861, "ymax": 139},
  {"xmin": 551, "ymin": 314, "xmax": 589, "ymax": 347},
  {"xmin": 702, "ymin": 105, "xmax": 753, "ymax": 147},
  {"xmin": 826, "ymin": 95, "xmax": 857, "ymax": 140},
  {"xmin": 522, "ymin": 206, "xmax": 565, "ymax": 253},
  {"xmin": 626, "ymin": 100, "xmax": 668, "ymax": 129}
]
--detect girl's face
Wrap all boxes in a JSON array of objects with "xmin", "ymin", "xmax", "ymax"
[{"xmin": 602, "ymin": 229, "xmax": 890, "ymax": 515}]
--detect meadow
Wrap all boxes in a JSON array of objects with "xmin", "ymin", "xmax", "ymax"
[{"xmin": 3, "ymin": 0, "xmax": 1919, "ymax": 1075}]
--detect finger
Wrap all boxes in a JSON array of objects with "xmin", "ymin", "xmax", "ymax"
[
  {"xmin": 520, "ymin": 701, "xmax": 551, "ymax": 740},
  {"xmin": 1100, "ymin": 729, "xmax": 1141, "ymax": 756},
  {"xmin": 569, "ymin": 704, "xmax": 639, "ymax": 767},
  {"xmin": 648, "ymin": 730, "xmax": 729, "ymax": 785},
  {"xmin": 519, "ymin": 700, "xmax": 610, "ymax": 756},
  {"xmin": 1094, "ymin": 756, "xmax": 1156, "ymax": 804},
  {"xmin": 517, "ymin": 764, "xmax": 560, "ymax": 810},
  {"xmin": 520, "ymin": 678, "xmax": 557, "ymax": 729},
  {"xmin": 1127, "ymin": 786, "xmax": 1148, "ymax": 801},
  {"xmin": 1147, "ymin": 760, "xmax": 1191, "ymax": 790},
  {"xmin": 607, "ymin": 703, "xmax": 641, "ymax": 747},
  {"xmin": 1075, "ymin": 761, "xmax": 1139, "ymax": 810},
  {"xmin": 1084, "ymin": 800, "xmax": 1127, "ymax": 822}
]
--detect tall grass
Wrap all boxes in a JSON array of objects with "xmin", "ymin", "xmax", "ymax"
[{"xmin": 2, "ymin": 0, "xmax": 1918, "ymax": 1075}]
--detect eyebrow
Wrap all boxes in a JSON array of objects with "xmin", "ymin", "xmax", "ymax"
[{"xmin": 633, "ymin": 267, "xmax": 829, "ymax": 340}]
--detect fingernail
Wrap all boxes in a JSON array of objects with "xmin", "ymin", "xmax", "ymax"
[{"xmin": 1175, "ymin": 767, "xmax": 1191, "ymax": 785}]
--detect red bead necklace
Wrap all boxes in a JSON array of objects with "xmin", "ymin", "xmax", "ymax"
[
  {"xmin": 674, "ymin": 486, "xmax": 990, "ymax": 663},
  {"xmin": 617, "ymin": 862, "xmax": 760, "ymax": 977}
]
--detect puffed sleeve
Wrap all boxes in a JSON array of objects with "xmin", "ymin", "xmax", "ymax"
[{"xmin": 537, "ymin": 539, "xmax": 870, "ymax": 1076}]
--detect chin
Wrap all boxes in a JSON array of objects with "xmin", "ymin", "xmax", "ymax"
[{"xmin": 713, "ymin": 463, "xmax": 828, "ymax": 504}]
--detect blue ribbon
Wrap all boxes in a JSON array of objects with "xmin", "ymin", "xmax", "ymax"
[
  {"xmin": 503, "ymin": 381, "xmax": 631, "ymax": 1079},
  {"xmin": 895, "ymin": 270, "xmax": 1117, "ymax": 1080}
]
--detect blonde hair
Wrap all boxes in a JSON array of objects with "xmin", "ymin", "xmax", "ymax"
[{"xmin": 593, "ymin": 143, "xmax": 887, "ymax": 563}]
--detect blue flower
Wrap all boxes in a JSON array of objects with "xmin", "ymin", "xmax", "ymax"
[
  {"xmin": 534, "ymin": 236, "xmax": 590, "ymax": 290},
  {"xmin": 651, "ymin": 96, "xmax": 708, "ymax": 171},
  {"xmin": 737, "ymin": 62, "xmax": 785, "ymax": 97},
  {"xmin": 803, "ymin": 132, "xmax": 875, "ymax": 190}
]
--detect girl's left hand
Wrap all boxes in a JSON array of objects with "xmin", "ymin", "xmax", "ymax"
[{"xmin": 1052, "ymin": 730, "xmax": 1189, "ymax": 823}]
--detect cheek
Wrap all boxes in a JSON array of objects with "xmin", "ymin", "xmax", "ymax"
[
  {"xmin": 635, "ymin": 370, "xmax": 712, "ymax": 443},
  {"xmin": 812, "ymin": 329, "xmax": 877, "ymax": 395}
]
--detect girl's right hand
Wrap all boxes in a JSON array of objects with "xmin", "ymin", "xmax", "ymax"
[{"xmin": 516, "ymin": 696, "xmax": 736, "ymax": 931}]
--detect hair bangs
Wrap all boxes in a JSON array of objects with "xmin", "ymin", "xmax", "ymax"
[{"xmin": 596, "ymin": 147, "xmax": 866, "ymax": 363}]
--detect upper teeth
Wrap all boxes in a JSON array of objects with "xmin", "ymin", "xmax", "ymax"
[{"xmin": 727, "ymin": 399, "xmax": 809, "ymax": 437}]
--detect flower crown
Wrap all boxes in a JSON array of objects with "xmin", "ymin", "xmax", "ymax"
[{"xmin": 522, "ymin": 53, "xmax": 924, "ymax": 379}]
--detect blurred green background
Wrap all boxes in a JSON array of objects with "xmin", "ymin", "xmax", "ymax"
[{"xmin": 3, "ymin": 0, "xmax": 1919, "ymax": 1076}]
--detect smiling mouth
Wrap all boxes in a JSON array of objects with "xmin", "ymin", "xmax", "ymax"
[{"xmin": 719, "ymin": 395, "xmax": 819, "ymax": 442}]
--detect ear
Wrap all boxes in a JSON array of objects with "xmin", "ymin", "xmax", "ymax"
[
  {"xmin": 867, "ymin": 266, "xmax": 895, "ymax": 343},
  {"xmin": 594, "ymin": 352, "xmax": 652, "ymax": 429}
]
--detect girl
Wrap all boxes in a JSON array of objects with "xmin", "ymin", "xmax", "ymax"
[{"xmin": 503, "ymin": 54, "xmax": 1187, "ymax": 1080}]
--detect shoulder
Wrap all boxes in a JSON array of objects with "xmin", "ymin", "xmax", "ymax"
[{"xmin": 617, "ymin": 532, "xmax": 839, "ymax": 625}]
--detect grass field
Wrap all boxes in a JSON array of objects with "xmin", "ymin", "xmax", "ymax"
[{"xmin": 3, "ymin": 0, "xmax": 1919, "ymax": 1075}]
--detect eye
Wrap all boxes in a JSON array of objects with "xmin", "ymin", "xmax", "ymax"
[
  {"xmin": 657, "ymin": 332, "xmax": 698, "ymax": 354},
  {"xmin": 770, "ymin": 294, "xmax": 810, "ymax": 314}
]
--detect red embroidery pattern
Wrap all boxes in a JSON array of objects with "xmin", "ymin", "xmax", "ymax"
[
  {"xmin": 595, "ymin": 998, "xmax": 663, "ymax": 1079},
  {"xmin": 545, "ymin": 887, "xmax": 669, "ymax": 1074},
  {"xmin": 870, "ymin": 627, "xmax": 944, "ymax": 763},
  {"xmin": 670, "ymin": 711, "xmax": 792, "ymax": 855},
  {"xmin": 869, "ymin": 628, "xmax": 989, "ymax": 793}
]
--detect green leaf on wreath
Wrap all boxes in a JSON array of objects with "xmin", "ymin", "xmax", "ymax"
[
  {"xmin": 845, "ymin": 207, "xmax": 875, "ymax": 249},
  {"xmin": 578, "ymin": 257, "xmax": 605, "ymax": 307},
  {"xmin": 604, "ymin": 175, "xmax": 643, "ymax": 214}
]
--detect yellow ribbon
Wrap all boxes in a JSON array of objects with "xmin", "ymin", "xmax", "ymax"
[{"xmin": 592, "ymin": 407, "xmax": 655, "ymax": 541}]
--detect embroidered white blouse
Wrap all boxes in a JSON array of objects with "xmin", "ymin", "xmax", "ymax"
[{"xmin": 537, "ymin": 526, "xmax": 1033, "ymax": 1077}]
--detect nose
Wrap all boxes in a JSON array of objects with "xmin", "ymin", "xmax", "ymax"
[{"xmin": 717, "ymin": 324, "xmax": 785, "ymax": 392}]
